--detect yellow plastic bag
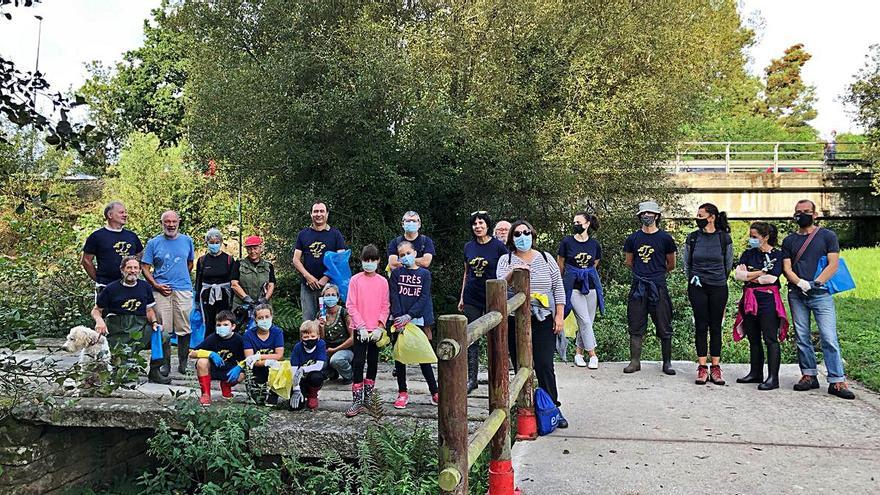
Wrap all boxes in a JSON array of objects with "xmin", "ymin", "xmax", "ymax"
[
  {"xmin": 564, "ymin": 312, "xmax": 578, "ymax": 339},
  {"xmin": 376, "ymin": 327, "xmax": 391, "ymax": 348},
  {"xmin": 267, "ymin": 361, "xmax": 293, "ymax": 400},
  {"xmin": 392, "ymin": 323, "xmax": 437, "ymax": 365}
]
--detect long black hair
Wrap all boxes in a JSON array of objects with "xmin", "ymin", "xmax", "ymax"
[
  {"xmin": 698, "ymin": 203, "xmax": 730, "ymax": 233},
  {"xmin": 749, "ymin": 221, "xmax": 778, "ymax": 246}
]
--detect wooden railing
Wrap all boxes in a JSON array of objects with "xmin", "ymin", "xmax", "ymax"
[{"xmin": 437, "ymin": 270, "xmax": 536, "ymax": 495}]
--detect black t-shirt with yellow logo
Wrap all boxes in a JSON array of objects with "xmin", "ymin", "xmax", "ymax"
[
  {"xmin": 83, "ymin": 227, "xmax": 143, "ymax": 285},
  {"xmin": 194, "ymin": 333, "xmax": 245, "ymax": 371},
  {"xmin": 623, "ymin": 230, "xmax": 677, "ymax": 284},
  {"xmin": 96, "ymin": 279, "xmax": 155, "ymax": 316}
]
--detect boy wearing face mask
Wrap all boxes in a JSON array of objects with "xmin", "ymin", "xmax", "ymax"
[
  {"xmin": 389, "ymin": 241, "xmax": 439, "ymax": 408},
  {"xmin": 622, "ymin": 201, "xmax": 678, "ymax": 376},
  {"xmin": 344, "ymin": 244, "xmax": 390, "ymax": 417},
  {"xmin": 242, "ymin": 304, "xmax": 286, "ymax": 405},
  {"xmin": 289, "ymin": 320, "xmax": 327, "ymax": 410},
  {"xmin": 190, "ymin": 310, "xmax": 246, "ymax": 406}
]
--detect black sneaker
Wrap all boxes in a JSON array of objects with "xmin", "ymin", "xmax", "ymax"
[
  {"xmin": 557, "ymin": 414, "xmax": 569, "ymax": 429},
  {"xmin": 793, "ymin": 375, "xmax": 819, "ymax": 391},
  {"xmin": 828, "ymin": 382, "xmax": 855, "ymax": 400}
]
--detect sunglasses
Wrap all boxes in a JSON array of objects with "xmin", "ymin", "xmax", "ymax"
[
  {"xmin": 471, "ymin": 210, "xmax": 488, "ymax": 216},
  {"xmin": 513, "ymin": 230, "xmax": 532, "ymax": 238}
]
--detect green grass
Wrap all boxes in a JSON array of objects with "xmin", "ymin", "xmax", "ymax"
[{"xmin": 834, "ymin": 247, "xmax": 880, "ymax": 391}]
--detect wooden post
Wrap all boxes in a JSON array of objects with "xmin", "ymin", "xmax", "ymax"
[
  {"xmin": 511, "ymin": 269, "xmax": 537, "ymax": 441},
  {"xmin": 438, "ymin": 314, "xmax": 469, "ymax": 495},
  {"xmin": 486, "ymin": 279, "xmax": 514, "ymax": 494}
]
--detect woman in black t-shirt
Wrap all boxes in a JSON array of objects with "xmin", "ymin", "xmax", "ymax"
[{"xmin": 195, "ymin": 228, "xmax": 235, "ymax": 336}]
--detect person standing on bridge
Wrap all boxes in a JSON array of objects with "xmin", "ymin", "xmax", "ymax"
[
  {"xmin": 781, "ymin": 200, "xmax": 855, "ymax": 400},
  {"xmin": 682, "ymin": 203, "xmax": 733, "ymax": 385},
  {"xmin": 557, "ymin": 212, "xmax": 604, "ymax": 369},
  {"xmin": 458, "ymin": 211, "xmax": 508, "ymax": 394},
  {"xmin": 497, "ymin": 220, "xmax": 568, "ymax": 429},
  {"xmin": 293, "ymin": 202, "xmax": 346, "ymax": 321},
  {"xmin": 623, "ymin": 201, "xmax": 678, "ymax": 376},
  {"xmin": 81, "ymin": 201, "xmax": 143, "ymax": 301}
]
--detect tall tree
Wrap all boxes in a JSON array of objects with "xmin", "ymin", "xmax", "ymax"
[
  {"xmin": 845, "ymin": 44, "xmax": 880, "ymax": 191},
  {"xmin": 757, "ymin": 43, "xmax": 818, "ymax": 131}
]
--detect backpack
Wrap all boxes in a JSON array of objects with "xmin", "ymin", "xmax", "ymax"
[
  {"xmin": 686, "ymin": 230, "xmax": 732, "ymax": 276},
  {"xmin": 535, "ymin": 387, "xmax": 560, "ymax": 436}
]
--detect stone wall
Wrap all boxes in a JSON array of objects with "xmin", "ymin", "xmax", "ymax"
[{"xmin": 0, "ymin": 418, "xmax": 154, "ymax": 495}]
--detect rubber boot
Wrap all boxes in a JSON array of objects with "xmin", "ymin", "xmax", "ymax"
[
  {"xmin": 466, "ymin": 343, "xmax": 479, "ymax": 394},
  {"xmin": 220, "ymin": 380, "xmax": 234, "ymax": 398},
  {"xmin": 345, "ymin": 383, "xmax": 365, "ymax": 417},
  {"xmin": 661, "ymin": 339, "xmax": 676, "ymax": 375},
  {"xmin": 304, "ymin": 385, "xmax": 321, "ymax": 410},
  {"xmin": 363, "ymin": 379, "xmax": 376, "ymax": 412},
  {"xmin": 148, "ymin": 360, "xmax": 172, "ymax": 384},
  {"xmin": 758, "ymin": 343, "xmax": 780, "ymax": 391},
  {"xmin": 737, "ymin": 336, "xmax": 764, "ymax": 383},
  {"xmin": 177, "ymin": 334, "xmax": 191, "ymax": 374},
  {"xmin": 159, "ymin": 340, "xmax": 171, "ymax": 376},
  {"xmin": 623, "ymin": 335, "xmax": 642, "ymax": 373},
  {"xmin": 198, "ymin": 375, "xmax": 212, "ymax": 405}
]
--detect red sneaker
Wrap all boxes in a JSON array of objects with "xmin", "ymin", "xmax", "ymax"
[
  {"xmin": 394, "ymin": 391, "xmax": 409, "ymax": 409},
  {"xmin": 431, "ymin": 393, "xmax": 439, "ymax": 406},
  {"xmin": 695, "ymin": 365, "xmax": 709, "ymax": 385},
  {"xmin": 307, "ymin": 396, "xmax": 319, "ymax": 410},
  {"xmin": 710, "ymin": 366, "xmax": 725, "ymax": 386}
]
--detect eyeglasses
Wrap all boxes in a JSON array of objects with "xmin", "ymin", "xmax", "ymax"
[
  {"xmin": 795, "ymin": 210, "xmax": 814, "ymax": 215},
  {"xmin": 513, "ymin": 230, "xmax": 532, "ymax": 238},
  {"xmin": 471, "ymin": 210, "xmax": 488, "ymax": 216}
]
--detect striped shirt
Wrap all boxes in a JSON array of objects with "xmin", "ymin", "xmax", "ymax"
[{"xmin": 496, "ymin": 251, "xmax": 566, "ymax": 317}]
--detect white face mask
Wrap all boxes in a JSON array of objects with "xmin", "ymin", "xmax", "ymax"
[
  {"xmin": 257, "ymin": 318, "xmax": 272, "ymax": 330},
  {"xmin": 216, "ymin": 325, "xmax": 233, "ymax": 338}
]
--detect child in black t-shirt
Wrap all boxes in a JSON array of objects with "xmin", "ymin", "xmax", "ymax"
[{"xmin": 190, "ymin": 310, "xmax": 245, "ymax": 406}]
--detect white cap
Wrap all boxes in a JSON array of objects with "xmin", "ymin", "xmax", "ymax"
[{"xmin": 637, "ymin": 201, "xmax": 661, "ymax": 215}]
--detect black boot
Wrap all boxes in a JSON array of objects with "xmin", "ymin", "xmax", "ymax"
[
  {"xmin": 758, "ymin": 343, "xmax": 780, "ymax": 391},
  {"xmin": 467, "ymin": 343, "xmax": 479, "ymax": 394},
  {"xmin": 737, "ymin": 335, "xmax": 764, "ymax": 383},
  {"xmin": 177, "ymin": 334, "xmax": 191, "ymax": 375},
  {"xmin": 148, "ymin": 360, "xmax": 172, "ymax": 384},
  {"xmin": 159, "ymin": 339, "xmax": 172, "ymax": 376},
  {"xmin": 623, "ymin": 335, "xmax": 642, "ymax": 373},
  {"xmin": 661, "ymin": 339, "xmax": 676, "ymax": 375}
]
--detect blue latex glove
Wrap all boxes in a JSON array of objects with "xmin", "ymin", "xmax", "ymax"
[
  {"xmin": 226, "ymin": 364, "xmax": 242, "ymax": 383},
  {"xmin": 209, "ymin": 352, "xmax": 224, "ymax": 368}
]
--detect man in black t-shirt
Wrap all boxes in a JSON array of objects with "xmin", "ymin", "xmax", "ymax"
[
  {"xmin": 622, "ymin": 201, "xmax": 678, "ymax": 376},
  {"xmin": 781, "ymin": 199, "xmax": 855, "ymax": 400},
  {"xmin": 81, "ymin": 201, "xmax": 143, "ymax": 300},
  {"xmin": 91, "ymin": 256, "xmax": 169, "ymax": 384},
  {"xmin": 292, "ymin": 202, "xmax": 346, "ymax": 320}
]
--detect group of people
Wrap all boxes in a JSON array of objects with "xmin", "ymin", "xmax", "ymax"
[{"xmin": 81, "ymin": 196, "xmax": 855, "ymax": 420}]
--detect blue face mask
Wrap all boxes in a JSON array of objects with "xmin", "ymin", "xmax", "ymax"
[
  {"xmin": 401, "ymin": 253, "xmax": 416, "ymax": 267},
  {"xmin": 207, "ymin": 243, "xmax": 221, "ymax": 254},
  {"xmin": 514, "ymin": 234, "xmax": 532, "ymax": 252},
  {"xmin": 216, "ymin": 325, "xmax": 233, "ymax": 338},
  {"xmin": 322, "ymin": 295, "xmax": 338, "ymax": 307},
  {"xmin": 403, "ymin": 221, "xmax": 419, "ymax": 234},
  {"xmin": 748, "ymin": 238, "xmax": 761, "ymax": 249},
  {"xmin": 257, "ymin": 318, "xmax": 272, "ymax": 331},
  {"xmin": 362, "ymin": 261, "xmax": 378, "ymax": 273}
]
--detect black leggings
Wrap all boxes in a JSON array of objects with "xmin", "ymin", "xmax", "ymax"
[
  {"xmin": 391, "ymin": 325, "xmax": 438, "ymax": 393},
  {"xmin": 742, "ymin": 311, "xmax": 780, "ymax": 360},
  {"xmin": 509, "ymin": 315, "xmax": 558, "ymax": 405},
  {"xmin": 200, "ymin": 290, "xmax": 231, "ymax": 337},
  {"xmin": 351, "ymin": 339, "xmax": 379, "ymax": 384},
  {"xmin": 688, "ymin": 283, "xmax": 728, "ymax": 358}
]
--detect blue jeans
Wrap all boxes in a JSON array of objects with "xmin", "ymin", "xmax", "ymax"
[
  {"xmin": 328, "ymin": 349, "xmax": 354, "ymax": 380},
  {"xmin": 788, "ymin": 290, "xmax": 846, "ymax": 383},
  {"xmin": 300, "ymin": 283, "xmax": 321, "ymax": 321}
]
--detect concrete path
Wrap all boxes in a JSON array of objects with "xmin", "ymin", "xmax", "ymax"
[{"xmin": 512, "ymin": 361, "xmax": 880, "ymax": 495}]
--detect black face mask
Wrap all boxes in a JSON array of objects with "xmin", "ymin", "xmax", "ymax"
[
  {"xmin": 695, "ymin": 218, "xmax": 709, "ymax": 230},
  {"xmin": 302, "ymin": 339, "xmax": 318, "ymax": 350},
  {"xmin": 572, "ymin": 224, "xmax": 586, "ymax": 235},
  {"xmin": 795, "ymin": 213, "xmax": 814, "ymax": 228}
]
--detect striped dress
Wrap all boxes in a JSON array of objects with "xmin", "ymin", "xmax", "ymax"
[{"xmin": 496, "ymin": 251, "xmax": 566, "ymax": 318}]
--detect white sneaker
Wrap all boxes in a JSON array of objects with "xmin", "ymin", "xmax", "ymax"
[
  {"xmin": 574, "ymin": 354, "xmax": 587, "ymax": 367},
  {"xmin": 588, "ymin": 356, "xmax": 599, "ymax": 369}
]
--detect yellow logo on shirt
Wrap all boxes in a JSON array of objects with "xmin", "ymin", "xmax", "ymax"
[
  {"xmin": 121, "ymin": 299, "xmax": 142, "ymax": 312},
  {"xmin": 574, "ymin": 252, "xmax": 592, "ymax": 268},
  {"xmin": 469, "ymin": 257, "xmax": 489, "ymax": 277},
  {"xmin": 113, "ymin": 240, "xmax": 132, "ymax": 257},
  {"xmin": 309, "ymin": 241, "xmax": 326, "ymax": 259},
  {"xmin": 637, "ymin": 245, "xmax": 654, "ymax": 264}
]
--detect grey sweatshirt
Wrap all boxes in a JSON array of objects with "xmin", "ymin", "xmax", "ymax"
[{"xmin": 681, "ymin": 231, "xmax": 734, "ymax": 286}]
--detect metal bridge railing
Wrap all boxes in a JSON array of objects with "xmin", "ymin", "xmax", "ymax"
[{"xmin": 667, "ymin": 141, "xmax": 869, "ymax": 173}]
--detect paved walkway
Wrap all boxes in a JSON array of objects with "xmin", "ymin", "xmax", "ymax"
[{"xmin": 512, "ymin": 361, "xmax": 880, "ymax": 494}]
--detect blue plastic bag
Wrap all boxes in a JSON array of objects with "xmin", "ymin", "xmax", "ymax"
[
  {"xmin": 323, "ymin": 249, "xmax": 352, "ymax": 301},
  {"xmin": 815, "ymin": 256, "xmax": 856, "ymax": 295},
  {"xmin": 190, "ymin": 298, "xmax": 205, "ymax": 348},
  {"xmin": 535, "ymin": 387, "xmax": 560, "ymax": 436},
  {"xmin": 150, "ymin": 327, "xmax": 164, "ymax": 361}
]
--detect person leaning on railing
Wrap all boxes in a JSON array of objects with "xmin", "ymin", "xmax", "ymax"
[{"xmin": 496, "ymin": 220, "xmax": 568, "ymax": 429}]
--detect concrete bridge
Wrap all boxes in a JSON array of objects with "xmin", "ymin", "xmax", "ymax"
[{"xmin": 665, "ymin": 142, "xmax": 879, "ymax": 220}]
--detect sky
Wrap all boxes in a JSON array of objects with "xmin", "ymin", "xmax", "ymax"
[{"xmin": 0, "ymin": 0, "xmax": 878, "ymax": 138}]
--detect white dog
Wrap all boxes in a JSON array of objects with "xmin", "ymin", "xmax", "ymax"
[{"xmin": 62, "ymin": 326, "xmax": 112, "ymax": 390}]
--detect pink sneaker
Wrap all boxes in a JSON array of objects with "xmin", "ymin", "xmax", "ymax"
[
  {"xmin": 393, "ymin": 391, "xmax": 409, "ymax": 409},
  {"xmin": 431, "ymin": 393, "xmax": 439, "ymax": 406}
]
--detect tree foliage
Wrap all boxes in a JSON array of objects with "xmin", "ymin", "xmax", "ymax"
[
  {"xmin": 756, "ymin": 43, "xmax": 818, "ymax": 132},
  {"xmin": 845, "ymin": 43, "xmax": 880, "ymax": 191}
]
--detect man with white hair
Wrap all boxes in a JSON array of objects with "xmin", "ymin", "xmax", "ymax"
[
  {"xmin": 141, "ymin": 210, "xmax": 195, "ymax": 375},
  {"xmin": 493, "ymin": 220, "xmax": 511, "ymax": 243},
  {"xmin": 81, "ymin": 201, "xmax": 143, "ymax": 300}
]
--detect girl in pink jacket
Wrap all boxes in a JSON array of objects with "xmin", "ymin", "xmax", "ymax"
[{"xmin": 344, "ymin": 244, "xmax": 390, "ymax": 417}]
